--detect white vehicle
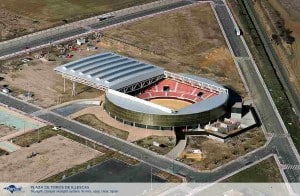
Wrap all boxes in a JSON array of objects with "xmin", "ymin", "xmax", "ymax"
[
  {"xmin": 235, "ymin": 26, "xmax": 242, "ymax": 36},
  {"xmin": 97, "ymin": 13, "xmax": 114, "ymax": 21},
  {"xmin": 21, "ymin": 58, "xmax": 32, "ymax": 63},
  {"xmin": 52, "ymin": 126, "xmax": 61, "ymax": 130},
  {"xmin": 1, "ymin": 88, "xmax": 9, "ymax": 94}
]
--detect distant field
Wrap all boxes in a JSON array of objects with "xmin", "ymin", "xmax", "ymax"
[
  {"xmin": 0, "ymin": 0, "xmax": 155, "ymax": 22},
  {"xmin": 223, "ymin": 156, "xmax": 284, "ymax": 182},
  {"xmin": 0, "ymin": 0, "xmax": 155, "ymax": 40}
]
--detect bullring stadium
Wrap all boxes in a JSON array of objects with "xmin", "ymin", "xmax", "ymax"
[{"xmin": 55, "ymin": 52, "xmax": 229, "ymax": 131}]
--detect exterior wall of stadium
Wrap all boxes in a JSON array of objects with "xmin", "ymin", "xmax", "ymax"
[
  {"xmin": 54, "ymin": 52, "xmax": 229, "ymax": 131},
  {"xmin": 104, "ymin": 97, "xmax": 227, "ymax": 130}
]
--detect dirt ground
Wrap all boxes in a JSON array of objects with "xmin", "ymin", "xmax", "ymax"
[
  {"xmin": 0, "ymin": 135, "xmax": 102, "ymax": 182},
  {"xmin": 149, "ymin": 98, "xmax": 192, "ymax": 110},
  {"xmin": 179, "ymin": 128, "xmax": 266, "ymax": 170},
  {"xmin": 0, "ymin": 46, "xmax": 106, "ymax": 108},
  {"xmin": 103, "ymin": 3, "xmax": 246, "ymax": 97},
  {"xmin": 133, "ymin": 135, "xmax": 176, "ymax": 155},
  {"xmin": 0, "ymin": 0, "xmax": 155, "ymax": 41},
  {"xmin": 70, "ymin": 106, "xmax": 175, "ymax": 142},
  {"xmin": 0, "ymin": 125, "xmax": 17, "ymax": 138},
  {"xmin": 253, "ymin": 0, "xmax": 300, "ymax": 96}
]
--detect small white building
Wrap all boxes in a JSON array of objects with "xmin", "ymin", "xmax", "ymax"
[
  {"xmin": 76, "ymin": 38, "xmax": 86, "ymax": 46},
  {"xmin": 191, "ymin": 149, "xmax": 202, "ymax": 154},
  {"xmin": 153, "ymin": 141, "xmax": 160, "ymax": 147}
]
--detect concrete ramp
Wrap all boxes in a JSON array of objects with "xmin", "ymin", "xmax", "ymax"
[
  {"xmin": 0, "ymin": 141, "xmax": 21, "ymax": 153},
  {"xmin": 166, "ymin": 138, "xmax": 187, "ymax": 159}
]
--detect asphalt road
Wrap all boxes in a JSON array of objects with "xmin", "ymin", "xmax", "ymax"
[
  {"xmin": 0, "ymin": 91, "xmax": 292, "ymax": 183},
  {"xmin": 238, "ymin": 59, "xmax": 300, "ymax": 183},
  {"xmin": 0, "ymin": 93, "xmax": 40, "ymax": 113},
  {"xmin": 0, "ymin": 0, "xmax": 299, "ymax": 188},
  {"xmin": 213, "ymin": 3, "xmax": 248, "ymax": 57},
  {"xmin": 0, "ymin": 1, "xmax": 191, "ymax": 58},
  {"xmin": 212, "ymin": 0, "xmax": 300, "ymax": 183}
]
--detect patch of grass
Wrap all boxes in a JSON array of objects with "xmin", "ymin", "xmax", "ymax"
[
  {"xmin": 154, "ymin": 170, "xmax": 183, "ymax": 183},
  {"xmin": 133, "ymin": 136, "xmax": 176, "ymax": 155},
  {"xmin": 114, "ymin": 153, "xmax": 140, "ymax": 165},
  {"xmin": 74, "ymin": 114, "xmax": 129, "ymax": 140},
  {"xmin": 13, "ymin": 126, "xmax": 57, "ymax": 147},
  {"xmin": 223, "ymin": 156, "xmax": 283, "ymax": 182}
]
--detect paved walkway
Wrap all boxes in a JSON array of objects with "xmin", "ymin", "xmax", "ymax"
[
  {"xmin": 166, "ymin": 138, "xmax": 187, "ymax": 159},
  {"xmin": 69, "ymin": 106, "xmax": 175, "ymax": 142},
  {"xmin": 0, "ymin": 141, "xmax": 21, "ymax": 153}
]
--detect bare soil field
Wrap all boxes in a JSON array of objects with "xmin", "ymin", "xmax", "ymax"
[
  {"xmin": 179, "ymin": 128, "xmax": 266, "ymax": 170},
  {"xmin": 133, "ymin": 135, "xmax": 176, "ymax": 155},
  {"xmin": 103, "ymin": 3, "xmax": 246, "ymax": 97},
  {"xmin": 0, "ymin": 0, "xmax": 155, "ymax": 40},
  {"xmin": 273, "ymin": 0, "xmax": 300, "ymax": 22},
  {"xmin": 0, "ymin": 46, "xmax": 106, "ymax": 108},
  {"xmin": 0, "ymin": 135, "xmax": 102, "ymax": 182},
  {"xmin": 253, "ymin": 0, "xmax": 300, "ymax": 96},
  {"xmin": 0, "ymin": 125, "xmax": 17, "ymax": 138}
]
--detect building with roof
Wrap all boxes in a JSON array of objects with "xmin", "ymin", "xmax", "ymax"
[{"xmin": 55, "ymin": 52, "xmax": 229, "ymax": 131}]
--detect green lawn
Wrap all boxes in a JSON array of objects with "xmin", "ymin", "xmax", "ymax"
[{"xmin": 223, "ymin": 157, "xmax": 284, "ymax": 182}]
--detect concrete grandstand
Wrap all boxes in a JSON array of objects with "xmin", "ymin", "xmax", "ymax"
[{"xmin": 55, "ymin": 52, "xmax": 229, "ymax": 131}]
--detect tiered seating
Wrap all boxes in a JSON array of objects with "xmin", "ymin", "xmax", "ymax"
[
  {"xmin": 136, "ymin": 78, "xmax": 217, "ymax": 103},
  {"xmin": 166, "ymin": 92, "xmax": 181, "ymax": 97},
  {"xmin": 157, "ymin": 79, "xmax": 176, "ymax": 91},
  {"xmin": 181, "ymin": 94, "xmax": 196, "ymax": 101},
  {"xmin": 176, "ymin": 82, "xmax": 196, "ymax": 94},
  {"xmin": 151, "ymin": 92, "xmax": 165, "ymax": 97}
]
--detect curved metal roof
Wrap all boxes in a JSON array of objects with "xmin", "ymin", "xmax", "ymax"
[{"xmin": 54, "ymin": 52, "xmax": 164, "ymax": 90}]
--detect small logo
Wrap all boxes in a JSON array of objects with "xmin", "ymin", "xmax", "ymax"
[{"xmin": 4, "ymin": 185, "xmax": 22, "ymax": 194}]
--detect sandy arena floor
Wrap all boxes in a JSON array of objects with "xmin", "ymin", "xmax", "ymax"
[
  {"xmin": 0, "ymin": 135, "xmax": 102, "ymax": 182},
  {"xmin": 149, "ymin": 98, "xmax": 191, "ymax": 110}
]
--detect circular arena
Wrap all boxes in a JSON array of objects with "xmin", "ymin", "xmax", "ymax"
[
  {"xmin": 104, "ymin": 74, "xmax": 228, "ymax": 130},
  {"xmin": 55, "ymin": 52, "xmax": 229, "ymax": 131}
]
